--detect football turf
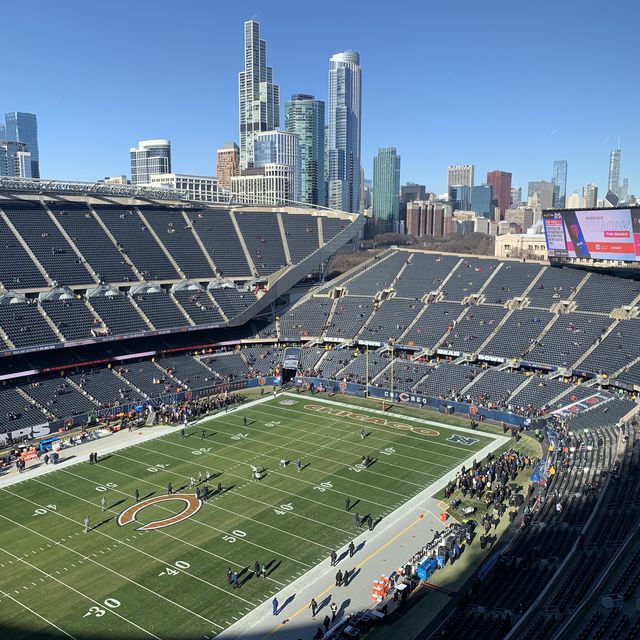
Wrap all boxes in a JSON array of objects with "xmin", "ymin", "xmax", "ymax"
[{"xmin": 0, "ymin": 394, "xmax": 496, "ymax": 640}]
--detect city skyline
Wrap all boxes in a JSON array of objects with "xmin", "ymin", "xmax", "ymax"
[{"xmin": 2, "ymin": 1, "xmax": 638, "ymax": 197}]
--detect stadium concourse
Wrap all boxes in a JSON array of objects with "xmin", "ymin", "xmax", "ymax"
[{"xmin": 1, "ymin": 187, "xmax": 640, "ymax": 639}]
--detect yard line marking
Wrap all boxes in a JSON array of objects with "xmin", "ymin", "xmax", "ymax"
[
  {"xmin": 245, "ymin": 403, "xmax": 462, "ymax": 468},
  {"xmin": 54, "ymin": 466, "xmax": 313, "ymax": 569},
  {"xmin": 0, "ymin": 546, "xmax": 162, "ymax": 639},
  {"xmin": 1, "ymin": 488, "xmax": 256, "ymax": 614},
  {"xmin": 0, "ymin": 587, "xmax": 79, "ymax": 640},
  {"xmin": 57, "ymin": 468, "xmax": 288, "ymax": 588},
  {"xmin": 112, "ymin": 450, "xmax": 350, "ymax": 541}
]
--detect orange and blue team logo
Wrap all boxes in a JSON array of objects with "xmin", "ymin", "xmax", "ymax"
[{"xmin": 117, "ymin": 494, "xmax": 202, "ymax": 531}]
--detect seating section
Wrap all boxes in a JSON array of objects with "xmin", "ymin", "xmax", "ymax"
[
  {"xmin": 0, "ymin": 215, "xmax": 48, "ymax": 288},
  {"xmin": 527, "ymin": 314, "xmax": 614, "ymax": 368},
  {"xmin": 133, "ymin": 290, "xmax": 190, "ymax": 330},
  {"xmin": 325, "ymin": 297, "xmax": 374, "ymax": 339},
  {"xmin": 481, "ymin": 309, "xmax": 552, "ymax": 359},
  {"xmin": 315, "ymin": 349, "xmax": 355, "ymax": 380},
  {"xmin": 42, "ymin": 298, "xmax": 101, "ymax": 341},
  {"xmin": 188, "ymin": 209, "xmax": 252, "ymax": 277},
  {"xmin": 156, "ymin": 355, "xmax": 217, "ymax": 388},
  {"xmin": 50, "ymin": 203, "xmax": 137, "ymax": 283},
  {"xmin": 88, "ymin": 295, "xmax": 149, "ymax": 335},
  {"xmin": 141, "ymin": 207, "xmax": 214, "ymax": 279},
  {"xmin": 510, "ymin": 377, "xmax": 576, "ymax": 414},
  {"xmin": 173, "ymin": 289, "xmax": 224, "ymax": 326},
  {"xmin": 70, "ymin": 369, "xmax": 142, "ymax": 407},
  {"xmin": 335, "ymin": 351, "xmax": 389, "ymax": 384},
  {"xmin": 243, "ymin": 346, "xmax": 283, "ymax": 376},
  {"xmin": 441, "ymin": 305, "xmax": 508, "ymax": 353},
  {"xmin": 0, "ymin": 302, "xmax": 60, "ymax": 348},
  {"xmin": 0, "ymin": 387, "xmax": 49, "ymax": 437},
  {"xmin": 208, "ymin": 288, "xmax": 257, "ymax": 320},
  {"xmin": 394, "ymin": 253, "xmax": 460, "ymax": 298},
  {"xmin": 403, "ymin": 302, "xmax": 463, "ymax": 348},
  {"xmin": 573, "ymin": 273, "xmax": 640, "ymax": 312},
  {"xmin": 374, "ymin": 359, "xmax": 433, "ymax": 392},
  {"xmin": 24, "ymin": 378, "xmax": 97, "ymax": 418},
  {"xmin": 282, "ymin": 214, "xmax": 320, "ymax": 262},
  {"xmin": 94, "ymin": 207, "xmax": 179, "ymax": 280},
  {"xmin": 200, "ymin": 352, "xmax": 251, "ymax": 381},
  {"xmin": 618, "ymin": 361, "xmax": 640, "ymax": 387},
  {"xmin": 481, "ymin": 262, "xmax": 543, "ymax": 303},
  {"xmin": 441, "ymin": 258, "xmax": 499, "ymax": 301},
  {"xmin": 357, "ymin": 298, "xmax": 422, "ymax": 343},
  {"xmin": 235, "ymin": 212, "xmax": 288, "ymax": 276},
  {"xmin": 342, "ymin": 251, "xmax": 407, "ymax": 294},
  {"xmin": 463, "ymin": 368, "xmax": 528, "ymax": 406},
  {"xmin": 526, "ymin": 266, "xmax": 586, "ymax": 308},
  {"xmin": 115, "ymin": 361, "xmax": 182, "ymax": 398},
  {"xmin": 322, "ymin": 218, "xmax": 350, "ymax": 241},
  {"xmin": 280, "ymin": 297, "xmax": 334, "ymax": 340},
  {"xmin": 3, "ymin": 202, "xmax": 95, "ymax": 285},
  {"xmin": 413, "ymin": 362, "xmax": 479, "ymax": 398},
  {"xmin": 578, "ymin": 318, "xmax": 640, "ymax": 375}
]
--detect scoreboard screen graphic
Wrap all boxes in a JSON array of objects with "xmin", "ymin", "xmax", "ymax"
[{"xmin": 543, "ymin": 207, "xmax": 640, "ymax": 261}]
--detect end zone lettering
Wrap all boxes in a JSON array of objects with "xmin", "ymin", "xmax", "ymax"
[{"xmin": 304, "ymin": 404, "xmax": 439, "ymax": 437}]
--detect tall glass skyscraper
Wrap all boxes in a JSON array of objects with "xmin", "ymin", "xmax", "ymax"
[
  {"xmin": 326, "ymin": 51, "xmax": 362, "ymax": 214},
  {"xmin": 285, "ymin": 95, "xmax": 325, "ymax": 206},
  {"xmin": 130, "ymin": 140, "xmax": 171, "ymax": 184},
  {"xmin": 608, "ymin": 148, "xmax": 621, "ymax": 195},
  {"xmin": 552, "ymin": 160, "xmax": 567, "ymax": 208},
  {"xmin": 4, "ymin": 112, "xmax": 39, "ymax": 178},
  {"xmin": 372, "ymin": 147, "xmax": 400, "ymax": 231},
  {"xmin": 238, "ymin": 21, "xmax": 280, "ymax": 171}
]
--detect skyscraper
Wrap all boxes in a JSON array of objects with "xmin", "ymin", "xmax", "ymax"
[
  {"xmin": 552, "ymin": 160, "xmax": 567, "ymax": 208},
  {"xmin": 130, "ymin": 140, "xmax": 171, "ymax": 184},
  {"xmin": 527, "ymin": 180, "xmax": 554, "ymax": 210},
  {"xmin": 372, "ymin": 147, "xmax": 400, "ymax": 232},
  {"xmin": 0, "ymin": 140, "xmax": 32, "ymax": 178},
  {"xmin": 471, "ymin": 184, "xmax": 493, "ymax": 218},
  {"xmin": 486, "ymin": 170, "xmax": 512, "ymax": 218},
  {"xmin": 511, "ymin": 187, "xmax": 522, "ymax": 207},
  {"xmin": 447, "ymin": 164, "xmax": 474, "ymax": 189},
  {"xmin": 254, "ymin": 130, "xmax": 301, "ymax": 201},
  {"xmin": 448, "ymin": 185, "xmax": 472, "ymax": 212},
  {"xmin": 582, "ymin": 183, "xmax": 598, "ymax": 208},
  {"xmin": 326, "ymin": 51, "xmax": 362, "ymax": 213},
  {"xmin": 216, "ymin": 142, "xmax": 239, "ymax": 188},
  {"xmin": 608, "ymin": 148, "xmax": 621, "ymax": 195},
  {"xmin": 4, "ymin": 112, "xmax": 39, "ymax": 178},
  {"xmin": 285, "ymin": 94, "xmax": 325, "ymax": 206},
  {"xmin": 238, "ymin": 21, "xmax": 280, "ymax": 170}
]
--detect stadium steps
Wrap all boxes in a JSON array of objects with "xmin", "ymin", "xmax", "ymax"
[
  {"xmin": 568, "ymin": 271, "xmax": 593, "ymax": 301},
  {"xmin": 276, "ymin": 213, "xmax": 292, "ymax": 265},
  {"xmin": 87, "ymin": 204, "xmax": 145, "ymax": 281},
  {"xmin": 352, "ymin": 299, "xmax": 384, "ymax": 341},
  {"xmin": 474, "ymin": 260, "xmax": 505, "ymax": 296},
  {"xmin": 507, "ymin": 375, "xmax": 534, "ymax": 402},
  {"xmin": 475, "ymin": 308, "xmax": 515, "ymax": 355},
  {"xmin": 521, "ymin": 265, "xmax": 549, "ymax": 300},
  {"xmin": 397, "ymin": 302, "xmax": 429, "ymax": 345},
  {"xmin": 182, "ymin": 210, "xmax": 220, "ymax": 277},
  {"xmin": 316, "ymin": 216, "xmax": 324, "ymax": 245},
  {"xmin": 410, "ymin": 368, "xmax": 433, "ymax": 393},
  {"xmin": 0, "ymin": 322, "xmax": 15, "ymax": 350},
  {"xmin": 15, "ymin": 387, "xmax": 52, "ymax": 421},
  {"xmin": 458, "ymin": 368, "xmax": 489, "ymax": 396},
  {"xmin": 431, "ymin": 304, "xmax": 471, "ymax": 351},
  {"xmin": 320, "ymin": 297, "xmax": 340, "ymax": 338},
  {"xmin": 389, "ymin": 254, "xmax": 411, "ymax": 290},
  {"xmin": 572, "ymin": 319, "xmax": 620, "ymax": 370},
  {"xmin": 137, "ymin": 209, "xmax": 187, "ymax": 279},
  {"xmin": 65, "ymin": 376, "xmax": 102, "ymax": 406},
  {"xmin": 41, "ymin": 202, "xmax": 100, "ymax": 285},
  {"xmin": 0, "ymin": 208, "xmax": 54, "ymax": 287},
  {"xmin": 615, "ymin": 353, "xmax": 640, "ymax": 381},
  {"xmin": 229, "ymin": 211, "xmax": 258, "ymax": 277},
  {"xmin": 111, "ymin": 368, "xmax": 151, "ymax": 400},
  {"xmin": 205, "ymin": 290, "xmax": 229, "ymax": 324},
  {"xmin": 521, "ymin": 313, "xmax": 561, "ymax": 359},
  {"xmin": 152, "ymin": 361, "xmax": 190, "ymax": 390},
  {"xmin": 83, "ymin": 298, "xmax": 108, "ymax": 333},
  {"xmin": 168, "ymin": 291, "xmax": 198, "ymax": 327},
  {"xmin": 339, "ymin": 250, "xmax": 400, "ymax": 292},
  {"xmin": 546, "ymin": 382, "xmax": 589, "ymax": 408},
  {"xmin": 37, "ymin": 304, "xmax": 65, "ymax": 343},
  {"xmin": 128, "ymin": 295, "xmax": 158, "ymax": 331}
]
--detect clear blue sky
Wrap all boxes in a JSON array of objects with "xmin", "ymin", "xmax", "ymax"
[{"xmin": 3, "ymin": 0, "xmax": 638, "ymax": 195}]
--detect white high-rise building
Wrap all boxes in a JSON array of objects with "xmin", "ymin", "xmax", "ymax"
[
  {"xmin": 582, "ymin": 183, "xmax": 598, "ymax": 209},
  {"xmin": 231, "ymin": 164, "xmax": 295, "ymax": 206},
  {"xmin": 253, "ymin": 130, "xmax": 301, "ymax": 201},
  {"xmin": 0, "ymin": 140, "xmax": 31, "ymax": 178},
  {"xmin": 238, "ymin": 21, "xmax": 280, "ymax": 170},
  {"xmin": 326, "ymin": 51, "xmax": 361, "ymax": 213},
  {"xmin": 447, "ymin": 164, "xmax": 474, "ymax": 189},
  {"xmin": 130, "ymin": 140, "xmax": 171, "ymax": 185},
  {"xmin": 148, "ymin": 173, "xmax": 220, "ymax": 202}
]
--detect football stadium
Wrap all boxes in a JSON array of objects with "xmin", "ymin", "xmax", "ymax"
[{"xmin": 1, "ymin": 180, "xmax": 640, "ymax": 640}]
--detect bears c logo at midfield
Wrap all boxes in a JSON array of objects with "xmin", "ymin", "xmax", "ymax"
[{"xmin": 117, "ymin": 494, "xmax": 202, "ymax": 531}]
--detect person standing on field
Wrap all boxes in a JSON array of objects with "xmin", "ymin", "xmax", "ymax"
[
  {"xmin": 101, "ymin": 496, "xmax": 106, "ymax": 512},
  {"xmin": 83, "ymin": 515, "xmax": 90, "ymax": 533}
]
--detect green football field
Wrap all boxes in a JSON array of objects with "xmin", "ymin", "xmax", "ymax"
[{"xmin": 0, "ymin": 393, "xmax": 496, "ymax": 640}]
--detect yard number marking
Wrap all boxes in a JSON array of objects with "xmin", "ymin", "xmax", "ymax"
[
  {"xmin": 159, "ymin": 560, "xmax": 191, "ymax": 577},
  {"xmin": 33, "ymin": 504, "xmax": 57, "ymax": 517},
  {"xmin": 222, "ymin": 530, "xmax": 247, "ymax": 543},
  {"xmin": 82, "ymin": 598, "xmax": 120, "ymax": 618}
]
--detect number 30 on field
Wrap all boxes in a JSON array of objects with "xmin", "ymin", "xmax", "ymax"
[{"xmin": 83, "ymin": 598, "xmax": 120, "ymax": 618}]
